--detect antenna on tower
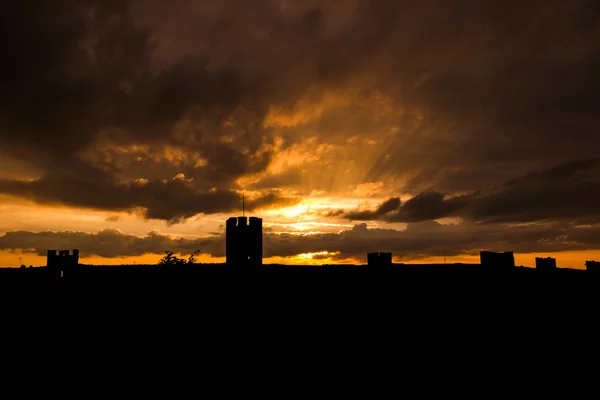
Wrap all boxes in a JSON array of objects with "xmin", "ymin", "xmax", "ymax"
[{"xmin": 243, "ymin": 190, "xmax": 245, "ymax": 218}]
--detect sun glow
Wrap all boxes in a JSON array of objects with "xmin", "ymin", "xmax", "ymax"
[
  {"xmin": 268, "ymin": 221, "xmax": 353, "ymax": 232},
  {"xmin": 268, "ymin": 251, "xmax": 343, "ymax": 265},
  {"xmin": 263, "ymin": 197, "xmax": 368, "ymax": 219},
  {"xmin": 273, "ymin": 203, "xmax": 310, "ymax": 218},
  {"xmin": 298, "ymin": 251, "xmax": 329, "ymax": 259}
]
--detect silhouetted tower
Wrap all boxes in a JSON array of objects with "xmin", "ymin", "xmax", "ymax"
[
  {"xmin": 226, "ymin": 216, "xmax": 262, "ymax": 268},
  {"xmin": 47, "ymin": 249, "xmax": 79, "ymax": 268},
  {"xmin": 585, "ymin": 260, "xmax": 600, "ymax": 272},
  {"xmin": 480, "ymin": 251, "xmax": 515, "ymax": 269},
  {"xmin": 367, "ymin": 252, "xmax": 392, "ymax": 267},
  {"xmin": 47, "ymin": 249, "xmax": 80, "ymax": 278},
  {"xmin": 248, "ymin": 217, "xmax": 262, "ymax": 265},
  {"xmin": 536, "ymin": 257, "xmax": 557, "ymax": 270}
]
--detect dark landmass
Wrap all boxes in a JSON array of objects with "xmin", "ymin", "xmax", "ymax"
[
  {"xmin": 4, "ymin": 264, "xmax": 598, "ymax": 327},
  {"xmin": 0, "ymin": 263, "xmax": 592, "ymax": 293}
]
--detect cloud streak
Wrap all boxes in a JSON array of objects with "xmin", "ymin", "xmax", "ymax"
[
  {"xmin": 2, "ymin": 221, "xmax": 599, "ymax": 263},
  {"xmin": 343, "ymin": 158, "xmax": 600, "ymax": 225},
  {"xmin": 0, "ymin": 0, "xmax": 598, "ymax": 232}
]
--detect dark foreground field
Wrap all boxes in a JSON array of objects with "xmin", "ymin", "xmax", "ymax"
[
  {"xmin": 3, "ymin": 264, "xmax": 597, "ymax": 331},
  {"xmin": 0, "ymin": 263, "xmax": 594, "ymax": 294}
]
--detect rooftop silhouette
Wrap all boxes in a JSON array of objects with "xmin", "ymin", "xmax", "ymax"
[
  {"xmin": 586, "ymin": 261, "xmax": 600, "ymax": 272},
  {"xmin": 536, "ymin": 257, "xmax": 557, "ymax": 270},
  {"xmin": 480, "ymin": 251, "xmax": 515, "ymax": 269},
  {"xmin": 368, "ymin": 252, "xmax": 392, "ymax": 267}
]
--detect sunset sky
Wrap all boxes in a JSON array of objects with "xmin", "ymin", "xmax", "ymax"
[{"xmin": 1, "ymin": 0, "xmax": 599, "ymax": 268}]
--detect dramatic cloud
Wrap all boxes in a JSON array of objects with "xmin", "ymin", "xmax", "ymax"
[
  {"xmin": 345, "ymin": 193, "xmax": 470, "ymax": 222},
  {"xmin": 0, "ymin": 1, "xmax": 290, "ymax": 221},
  {"xmin": 466, "ymin": 158, "xmax": 600, "ymax": 224},
  {"xmin": 345, "ymin": 197, "xmax": 401, "ymax": 220},
  {"xmin": 0, "ymin": 229, "xmax": 219, "ymax": 259},
  {"xmin": 343, "ymin": 158, "xmax": 600, "ymax": 224},
  {"xmin": 0, "ymin": 173, "xmax": 299, "ymax": 224},
  {"xmin": 3, "ymin": 222, "xmax": 600, "ymax": 263},
  {"xmin": 0, "ymin": 0, "xmax": 599, "ymax": 232}
]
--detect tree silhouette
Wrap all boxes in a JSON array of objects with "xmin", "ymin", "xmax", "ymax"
[
  {"xmin": 158, "ymin": 250, "xmax": 201, "ymax": 266},
  {"xmin": 187, "ymin": 249, "xmax": 201, "ymax": 265},
  {"xmin": 158, "ymin": 251, "xmax": 186, "ymax": 266}
]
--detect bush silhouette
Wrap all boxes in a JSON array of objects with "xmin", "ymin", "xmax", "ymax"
[
  {"xmin": 187, "ymin": 249, "xmax": 201, "ymax": 265},
  {"xmin": 158, "ymin": 250, "xmax": 201, "ymax": 266},
  {"xmin": 158, "ymin": 251, "xmax": 186, "ymax": 266}
]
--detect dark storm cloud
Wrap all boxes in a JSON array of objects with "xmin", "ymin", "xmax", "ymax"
[
  {"xmin": 0, "ymin": 0, "xmax": 599, "ymax": 224},
  {"xmin": 389, "ymin": 192, "xmax": 471, "ymax": 222},
  {"xmin": 0, "ymin": 0, "xmax": 288, "ymax": 220},
  {"xmin": 0, "ymin": 229, "xmax": 219, "ymax": 258},
  {"xmin": 345, "ymin": 197, "xmax": 401, "ymax": 220},
  {"xmin": 264, "ymin": 222, "xmax": 592, "ymax": 261},
  {"xmin": 255, "ymin": 221, "xmax": 600, "ymax": 262},
  {"xmin": 0, "ymin": 173, "xmax": 297, "ymax": 224},
  {"xmin": 344, "ymin": 158, "xmax": 600, "ymax": 224},
  {"xmin": 3, "ymin": 221, "xmax": 599, "ymax": 263},
  {"xmin": 358, "ymin": 0, "xmax": 600, "ymax": 194},
  {"xmin": 346, "ymin": 193, "xmax": 471, "ymax": 223},
  {"xmin": 245, "ymin": 191, "xmax": 300, "ymax": 211},
  {"xmin": 466, "ymin": 158, "xmax": 600, "ymax": 224}
]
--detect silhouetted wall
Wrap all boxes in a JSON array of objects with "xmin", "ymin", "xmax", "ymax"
[
  {"xmin": 226, "ymin": 217, "xmax": 243, "ymax": 265},
  {"xmin": 585, "ymin": 260, "xmax": 600, "ymax": 272},
  {"xmin": 248, "ymin": 217, "xmax": 262, "ymax": 266},
  {"xmin": 536, "ymin": 257, "xmax": 557, "ymax": 270},
  {"xmin": 368, "ymin": 252, "xmax": 392, "ymax": 267},
  {"xmin": 480, "ymin": 251, "xmax": 515, "ymax": 268},
  {"xmin": 226, "ymin": 216, "xmax": 262, "ymax": 267}
]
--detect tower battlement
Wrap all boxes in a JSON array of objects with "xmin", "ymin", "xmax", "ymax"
[
  {"xmin": 226, "ymin": 217, "xmax": 262, "ymax": 267},
  {"xmin": 47, "ymin": 249, "xmax": 79, "ymax": 268}
]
